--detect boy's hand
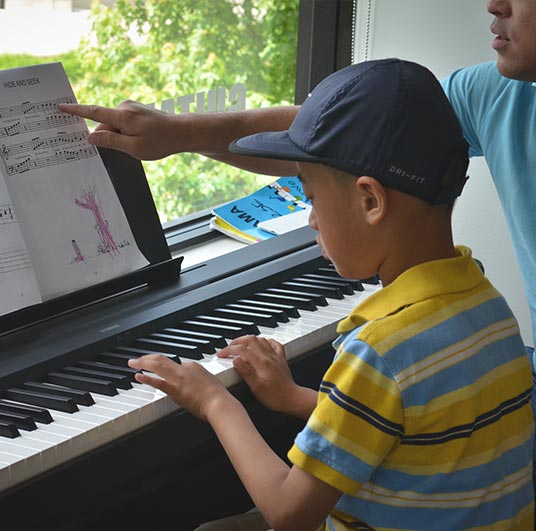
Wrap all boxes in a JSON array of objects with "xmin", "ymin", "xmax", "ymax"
[
  {"xmin": 128, "ymin": 354, "xmax": 233, "ymax": 422},
  {"xmin": 218, "ymin": 335, "xmax": 310, "ymax": 416}
]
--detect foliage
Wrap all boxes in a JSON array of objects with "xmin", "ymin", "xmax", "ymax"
[
  {"xmin": 0, "ymin": 0, "xmax": 299, "ymax": 223},
  {"xmin": 73, "ymin": 0, "xmax": 300, "ymax": 222}
]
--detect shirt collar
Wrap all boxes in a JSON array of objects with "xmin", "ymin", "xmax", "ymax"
[{"xmin": 337, "ymin": 245, "xmax": 484, "ymax": 333}]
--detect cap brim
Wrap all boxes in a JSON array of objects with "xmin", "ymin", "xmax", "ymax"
[{"xmin": 229, "ymin": 131, "xmax": 318, "ymax": 162}]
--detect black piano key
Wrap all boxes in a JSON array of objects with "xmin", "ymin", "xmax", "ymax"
[
  {"xmin": 226, "ymin": 303, "xmax": 289, "ymax": 323},
  {"xmin": 315, "ymin": 267, "xmax": 365, "ymax": 289},
  {"xmin": 149, "ymin": 333, "xmax": 216, "ymax": 354},
  {"xmin": 194, "ymin": 315, "xmax": 259, "ymax": 336},
  {"xmin": 0, "ymin": 411, "xmax": 37, "ymax": 431},
  {"xmin": 0, "ymin": 421, "xmax": 20, "ymax": 439},
  {"xmin": 132, "ymin": 337, "xmax": 204, "ymax": 359},
  {"xmin": 23, "ymin": 381, "xmax": 95, "ymax": 406},
  {"xmin": 0, "ymin": 399, "xmax": 53, "ymax": 424},
  {"xmin": 250, "ymin": 291, "xmax": 316, "ymax": 311},
  {"xmin": 60, "ymin": 366, "xmax": 132, "ymax": 390},
  {"xmin": 265, "ymin": 287, "xmax": 327, "ymax": 307},
  {"xmin": 208, "ymin": 308, "xmax": 279, "ymax": 329},
  {"xmin": 236, "ymin": 298, "xmax": 300, "ymax": 319},
  {"xmin": 360, "ymin": 275, "xmax": 380, "ymax": 285},
  {"xmin": 47, "ymin": 372, "xmax": 118, "ymax": 397},
  {"xmin": 298, "ymin": 274, "xmax": 355, "ymax": 295},
  {"xmin": 112, "ymin": 346, "xmax": 183, "ymax": 363},
  {"xmin": 162, "ymin": 327, "xmax": 228, "ymax": 349},
  {"xmin": 77, "ymin": 361, "xmax": 141, "ymax": 382},
  {"xmin": 180, "ymin": 319, "xmax": 245, "ymax": 339},
  {"xmin": 5, "ymin": 388, "xmax": 79, "ymax": 413},
  {"xmin": 281, "ymin": 280, "xmax": 344, "ymax": 300},
  {"xmin": 98, "ymin": 351, "xmax": 141, "ymax": 367}
]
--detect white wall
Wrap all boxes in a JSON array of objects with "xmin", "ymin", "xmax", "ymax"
[{"xmin": 353, "ymin": 0, "xmax": 532, "ymax": 345}]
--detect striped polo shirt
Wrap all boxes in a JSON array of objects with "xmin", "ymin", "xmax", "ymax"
[{"xmin": 289, "ymin": 246, "xmax": 534, "ymax": 530}]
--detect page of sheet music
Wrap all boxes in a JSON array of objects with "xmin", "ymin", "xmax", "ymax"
[
  {"xmin": 0, "ymin": 63, "xmax": 149, "ymax": 301},
  {"xmin": 0, "ymin": 173, "xmax": 42, "ymax": 315}
]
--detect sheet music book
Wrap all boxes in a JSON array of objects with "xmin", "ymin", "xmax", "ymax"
[
  {"xmin": 0, "ymin": 62, "xmax": 149, "ymax": 317},
  {"xmin": 210, "ymin": 176, "xmax": 311, "ymax": 244}
]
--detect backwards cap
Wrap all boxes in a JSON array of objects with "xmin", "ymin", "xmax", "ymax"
[{"xmin": 229, "ymin": 58, "xmax": 468, "ymax": 204}]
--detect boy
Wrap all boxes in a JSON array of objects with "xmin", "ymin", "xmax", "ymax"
[{"xmin": 128, "ymin": 59, "xmax": 534, "ymax": 530}]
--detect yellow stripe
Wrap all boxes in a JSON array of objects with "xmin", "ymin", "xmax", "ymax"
[
  {"xmin": 366, "ymin": 286, "xmax": 500, "ymax": 355},
  {"xmin": 382, "ymin": 424, "xmax": 534, "ymax": 475}
]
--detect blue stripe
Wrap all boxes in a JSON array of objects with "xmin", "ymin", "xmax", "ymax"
[
  {"xmin": 401, "ymin": 387, "xmax": 532, "ymax": 445},
  {"xmin": 321, "ymin": 380, "xmax": 404, "ymax": 437}
]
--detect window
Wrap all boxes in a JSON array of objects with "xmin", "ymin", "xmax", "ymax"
[{"xmin": 0, "ymin": 0, "xmax": 351, "ymax": 237}]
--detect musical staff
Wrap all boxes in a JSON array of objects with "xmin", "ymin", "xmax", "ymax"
[
  {"xmin": 0, "ymin": 248, "xmax": 32, "ymax": 274},
  {"xmin": 0, "ymin": 96, "xmax": 74, "ymax": 120},
  {"xmin": 0, "ymin": 112, "xmax": 81, "ymax": 139},
  {"xmin": 0, "ymin": 204, "xmax": 16, "ymax": 225},
  {"xmin": 5, "ymin": 146, "xmax": 98, "ymax": 176}
]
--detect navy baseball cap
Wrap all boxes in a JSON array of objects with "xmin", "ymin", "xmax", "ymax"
[{"xmin": 229, "ymin": 58, "xmax": 469, "ymax": 205}]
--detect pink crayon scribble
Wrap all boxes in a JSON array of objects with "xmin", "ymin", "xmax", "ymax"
[{"xmin": 75, "ymin": 186, "xmax": 120, "ymax": 257}]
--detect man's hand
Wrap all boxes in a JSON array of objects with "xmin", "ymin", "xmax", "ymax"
[
  {"xmin": 58, "ymin": 100, "xmax": 178, "ymax": 160},
  {"xmin": 128, "ymin": 354, "xmax": 235, "ymax": 422}
]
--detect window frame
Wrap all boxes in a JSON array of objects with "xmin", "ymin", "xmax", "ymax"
[{"xmin": 164, "ymin": 0, "xmax": 354, "ymax": 255}]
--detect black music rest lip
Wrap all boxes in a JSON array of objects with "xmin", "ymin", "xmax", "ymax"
[
  {"xmin": 0, "ymin": 399, "xmax": 53, "ymax": 424},
  {"xmin": 22, "ymin": 381, "xmax": 95, "ymax": 406}
]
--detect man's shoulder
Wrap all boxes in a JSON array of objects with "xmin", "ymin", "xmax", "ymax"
[{"xmin": 441, "ymin": 61, "xmax": 506, "ymax": 92}]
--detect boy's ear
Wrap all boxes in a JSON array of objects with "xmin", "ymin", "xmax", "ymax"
[{"xmin": 355, "ymin": 176, "xmax": 387, "ymax": 225}]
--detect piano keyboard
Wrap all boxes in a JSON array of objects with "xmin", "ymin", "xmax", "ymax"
[{"xmin": 0, "ymin": 260, "xmax": 381, "ymax": 494}]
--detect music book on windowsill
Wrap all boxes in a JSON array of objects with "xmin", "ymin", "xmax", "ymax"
[
  {"xmin": 0, "ymin": 62, "xmax": 149, "ymax": 318},
  {"xmin": 210, "ymin": 176, "xmax": 312, "ymax": 244}
]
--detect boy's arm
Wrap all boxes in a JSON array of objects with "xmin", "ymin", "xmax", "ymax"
[
  {"xmin": 218, "ymin": 335, "xmax": 318, "ymax": 420},
  {"xmin": 128, "ymin": 354, "xmax": 342, "ymax": 531}
]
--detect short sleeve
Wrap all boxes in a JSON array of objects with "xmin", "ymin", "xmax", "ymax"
[{"xmin": 288, "ymin": 338, "xmax": 403, "ymax": 495}]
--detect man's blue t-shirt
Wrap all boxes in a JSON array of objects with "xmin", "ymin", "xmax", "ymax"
[{"xmin": 441, "ymin": 61, "xmax": 536, "ymax": 348}]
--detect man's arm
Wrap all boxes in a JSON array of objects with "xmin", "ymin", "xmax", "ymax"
[{"xmin": 59, "ymin": 101, "xmax": 299, "ymax": 175}]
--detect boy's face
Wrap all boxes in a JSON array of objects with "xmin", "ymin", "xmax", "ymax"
[{"xmin": 297, "ymin": 162, "xmax": 376, "ymax": 280}]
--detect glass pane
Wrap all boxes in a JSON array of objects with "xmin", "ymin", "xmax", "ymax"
[{"xmin": 0, "ymin": 0, "xmax": 299, "ymax": 223}]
